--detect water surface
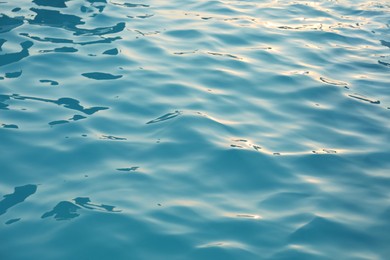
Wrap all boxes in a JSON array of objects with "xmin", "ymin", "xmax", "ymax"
[{"xmin": 1, "ymin": 0, "xmax": 390, "ymax": 259}]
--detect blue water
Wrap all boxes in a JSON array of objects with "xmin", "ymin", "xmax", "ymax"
[{"xmin": 1, "ymin": 0, "xmax": 390, "ymax": 259}]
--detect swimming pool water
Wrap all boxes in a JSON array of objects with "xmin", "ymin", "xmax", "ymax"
[{"xmin": 1, "ymin": 0, "xmax": 390, "ymax": 259}]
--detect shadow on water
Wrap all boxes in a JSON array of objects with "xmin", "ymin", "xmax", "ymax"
[
  {"xmin": 0, "ymin": 38, "xmax": 6, "ymax": 50},
  {"xmin": 9, "ymin": 94, "xmax": 109, "ymax": 115},
  {"xmin": 41, "ymin": 201, "xmax": 81, "ymax": 220},
  {"xmin": 33, "ymin": 0, "xmax": 69, "ymax": 8},
  {"xmin": 146, "ymin": 111, "xmax": 182, "ymax": 124},
  {"xmin": 0, "ymin": 41, "xmax": 33, "ymax": 67},
  {"xmin": 42, "ymin": 197, "xmax": 119, "ymax": 221},
  {"xmin": 0, "ymin": 184, "xmax": 37, "ymax": 216},
  {"xmin": 28, "ymin": 8, "xmax": 125, "ymax": 36},
  {"xmin": 81, "ymin": 72, "xmax": 122, "ymax": 80},
  {"xmin": 0, "ymin": 93, "xmax": 108, "ymax": 127},
  {"xmin": 28, "ymin": 8, "xmax": 83, "ymax": 28},
  {"xmin": 0, "ymin": 14, "xmax": 23, "ymax": 34},
  {"xmin": 0, "ymin": 94, "xmax": 11, "ymax": 110},
  {"xmin": 20, "ymin": 32, "xmax": 121, "ymax": 45}
]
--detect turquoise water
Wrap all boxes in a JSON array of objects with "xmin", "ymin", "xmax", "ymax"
[{"xmin": 1, "ymin": 0, "xmax": 390, "ymax": 259}]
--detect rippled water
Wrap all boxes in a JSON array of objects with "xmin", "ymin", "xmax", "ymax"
[{"xmin": 1, "ymin": 0, "xmax": 390, "ymax": 259}]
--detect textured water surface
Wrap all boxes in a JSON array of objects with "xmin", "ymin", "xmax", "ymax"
[{"xmin": 1, "ymin": 0, "xmax": 390, "ymax": 259}]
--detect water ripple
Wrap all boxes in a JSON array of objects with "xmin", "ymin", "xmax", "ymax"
[{"xmin": 1, "ymin": 0, "xmax": 389, "ymax": 259}]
